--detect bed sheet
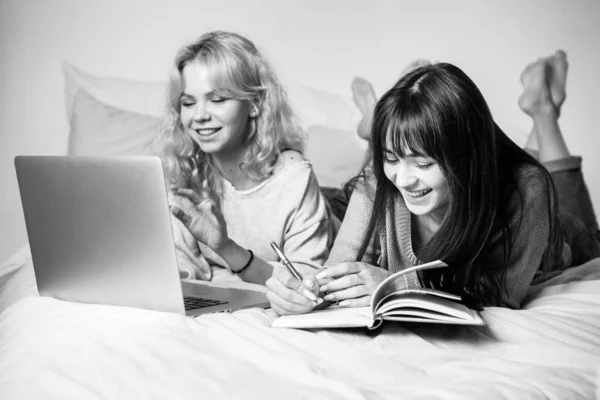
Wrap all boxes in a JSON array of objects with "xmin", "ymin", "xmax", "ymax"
[{"xmin": 1, "ymin": 247, "xmax": 600, "ymax": 400}]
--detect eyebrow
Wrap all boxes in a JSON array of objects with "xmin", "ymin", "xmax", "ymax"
[
  {"xmin": 383, "ymin": 148, "xmax": 429, "ymax": 158},
  {"xmin": 180, "ymin": 90, "xmax": 220, "ymax": 100},
  {"xmin": 405, "ymin": 152, "xmax": 429, "ymax": 158}
]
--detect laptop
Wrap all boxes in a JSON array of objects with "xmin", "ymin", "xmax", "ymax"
[{"xmin": 14, "ymin": 155, "xmax": 270, "ymax": 317}]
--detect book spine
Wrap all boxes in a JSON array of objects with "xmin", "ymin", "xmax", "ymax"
[{"xmin": 368, "ymin": 318, "xmax": 383, "ymax": 330}]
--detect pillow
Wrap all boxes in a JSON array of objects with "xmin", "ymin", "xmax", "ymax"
[
  {"xmin": 63, "ymin": 62, "xmax": 166, "ymax": 119},
  {"xmin": 64, "ymin": 62, "xmax": 366, "ymax": 187},
  {"xmin": 68, "ymin": 89, "xmax": 161, "ymax": 156}
]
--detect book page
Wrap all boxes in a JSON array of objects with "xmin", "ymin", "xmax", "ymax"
[
  {"xmin": 371, "ymin": 260, "xmax": 448, "ymax": 315},
  {"xmin": 377, "ymin": 287, "xmax": 461, "ymax": 306},
  {"xmin": 383, "ymin": 314, "xmax": 484, "ymax": 325},
  {"xmin": 375, "ymin": 293, "xmax": 483, "ymax": 324},
  {"xmin": 271, "ymin": 306, "xmax": 374, "ymax": 329}
]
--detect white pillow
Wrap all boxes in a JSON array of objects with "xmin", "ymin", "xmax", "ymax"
[{"xmin": 63, "ymin": 62, "xmax": 366, "ymax": 188}]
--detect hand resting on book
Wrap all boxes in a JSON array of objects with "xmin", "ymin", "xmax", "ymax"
[
  {"xmin": 272, "ymin": 261, "xmax": 485, "ymax": 329},
  {"xmin": 316, "ymin": 262, "xmax": 393, "ymax": 307}
]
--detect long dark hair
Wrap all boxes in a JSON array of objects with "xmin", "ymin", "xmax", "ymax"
[{"xmin": 355, "ymin": 63, "xmax": 561, "ymax": 307}]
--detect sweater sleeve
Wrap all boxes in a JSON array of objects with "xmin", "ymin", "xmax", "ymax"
[
  {"xmin": 326, "ymin": 178, "xmax": 379, "ymax": 266},
  {"xmin": 488, "ymin": 166, "xmax": 556, "ymax": 308},
  {"xmin": 281, "ymin": 169, "xmax": 336, "ymax": 275}
]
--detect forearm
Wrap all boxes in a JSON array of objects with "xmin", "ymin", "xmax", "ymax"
[
  {"xmin": 213, "ymin": 239, "xmax": 274, "ymax": 285},
  {"xmin": 327, "ymin": 181, "xmax": 378, "ymax": 265},
  {"xmin": 497, "ymin": 167, "xmax": 554, "ymax": 308}
]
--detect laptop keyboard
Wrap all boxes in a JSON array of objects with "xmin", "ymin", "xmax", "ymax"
[{"xmin": 183, "ymin": 296, "xmax": 228, "ymax": 311}]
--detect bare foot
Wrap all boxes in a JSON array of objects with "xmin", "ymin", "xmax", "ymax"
[
  {"xmin": 519, "ymin": 57, "xmax": 545, "ymax": 88},
  {"xmin": 351, "ymin": 77, "xmax": 377, "ymax": 116},
  {"xmin": 519, "ymin": 53, "xmax": 570, "ymax": 163},
  {"xmin": 547, "ymin": 50, "xmax": 568, "ymax": 111},
  {"xmin": 400, "ymin": 58, "xmax": 432, "ymax": 77},
  {"xmin": 518, "ymin": 60, "xmax": 556, "ymax": 118}
]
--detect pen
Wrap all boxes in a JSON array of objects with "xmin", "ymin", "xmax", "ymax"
[
  {"xmin": 270, "ymin": 241, "xmax": 302, "ymax": 281},
  {"xmin": 270, "ymin": 241, "xmax": 321, "ymax": 303}
]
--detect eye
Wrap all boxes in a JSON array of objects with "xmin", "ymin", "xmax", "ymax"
[
  {"xmin": 415, "ymin": 162, "xmax": 434, "ymax": 170},
  {"xmin": 210, "ymin": 96, "xmax": 229, "ymax": 103},
  {"xmin": 383, "ymin": 150, "xmax": 399, "ymax": 164},
  {"xmin": 180, "ymin": 98, "xmax": 195, "ymax": 108}
]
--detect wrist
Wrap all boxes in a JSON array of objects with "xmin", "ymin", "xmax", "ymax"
[
  {"xmin": 233, "ymin": 249, "xmax": 254, "ymax": 275},
  {"xmin": 214, "ymin": 237, "xmax": 237, "ymax": 255},
  {"xmin": 213, "ymin": 240, "xmax": 253, "ymax": 273}
]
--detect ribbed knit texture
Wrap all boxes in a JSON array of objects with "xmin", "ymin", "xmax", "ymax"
[{"xmin": 327, "ymin": 163, "xmax": 571, "ymax": 308}]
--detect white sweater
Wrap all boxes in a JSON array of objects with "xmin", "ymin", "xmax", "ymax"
[{"xmin": 173, "ymin": 154, "xmax": 337, "ymax": 280}]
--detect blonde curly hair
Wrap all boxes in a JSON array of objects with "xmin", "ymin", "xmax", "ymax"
[{"xmin": 156, "ymin": 31, "xmax": 305, "ymax": 193}]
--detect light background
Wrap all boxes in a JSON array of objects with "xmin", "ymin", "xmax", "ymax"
[{"xmin": 1, "ymin": 0, "xmax": 599, "ymax": 261}]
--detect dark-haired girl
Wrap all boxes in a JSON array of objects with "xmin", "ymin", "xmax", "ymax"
[{"xmin": 266, "ymin": 51, "xmax": 599, "ymax": 314}]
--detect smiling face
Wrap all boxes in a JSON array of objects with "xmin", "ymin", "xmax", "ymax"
[
  {"xmin": 179, "ymin": 61, "xmax": 253, "ymax": 157},
  {"xmin": 382, "ymin": 145, "xmax": 450, "ymax": 220}
]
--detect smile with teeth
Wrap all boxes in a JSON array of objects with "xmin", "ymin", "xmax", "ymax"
[
  {"xmin": 195, "ymin": 127, "xmax": 221, "ymax": 136},
  {"xmin": 404, "ymin": 188, "xmax": 432, "ymax": 198}
]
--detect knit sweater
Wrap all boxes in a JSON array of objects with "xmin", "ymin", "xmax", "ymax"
[
  {"xmin": 173, "ymin": 153, "xmax": 336, "ymax": 279},
  {"xmin": 327, "ymin": 163, "xmax": 570, "ymax": 309}
]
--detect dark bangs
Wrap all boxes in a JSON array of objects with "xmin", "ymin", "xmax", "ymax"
[
  {"xmin": 367, "ymin": 63, "xmax": 507, "ymax": 307},
  {"xmin": 377, "ymin": 89, "xmax": 444, "ymax": 163}
]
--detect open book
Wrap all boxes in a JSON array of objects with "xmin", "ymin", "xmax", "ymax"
[{"xmin": 272, "ymin": 260, "xmax": 484, "ymax": 330}]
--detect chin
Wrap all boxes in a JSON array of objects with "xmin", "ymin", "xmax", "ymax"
[
  {"xmin": 405, "ymin": 204, "xmax": 433, "ymax": 216},
  {"xmin": 196, "ymin": 143, "xmax": 222, "ymax": 154}
]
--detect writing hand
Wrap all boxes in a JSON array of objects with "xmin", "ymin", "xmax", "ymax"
[
  {"xmin": 316, "ymin": 262, "xmax": 391, "ymax": 307},
  {"xmin": 266, "ymin": 265, "xmax": 321, "ymax": 315}
]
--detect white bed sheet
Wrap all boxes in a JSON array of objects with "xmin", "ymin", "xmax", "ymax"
[{"xmin": 1, "ymin": 247, "xmax": 600, "ymax": 400}]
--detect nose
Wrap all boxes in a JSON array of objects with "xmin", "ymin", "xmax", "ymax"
[
  {"xmin": 393, "ymin": 165, "xmax": 418, "ymax": 189},
  {"xmin": 192, "ymin": 101, "xmax": 210, "ymax": 122}
]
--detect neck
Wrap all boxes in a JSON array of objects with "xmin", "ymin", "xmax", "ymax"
[
  {"xmin": 414, "ymin": 207, "xmax": 447, "ymax": 244},
  {"xmin": 425, "ymin": 206, "xmax": 447, "ymax": 230},
  {"xmin": 213, "ymin": 144, "xmax": 271, "ymax": 191},
  {"xmin": 212, "ymin": 148, "xmax": 246, "ymax": 186}
]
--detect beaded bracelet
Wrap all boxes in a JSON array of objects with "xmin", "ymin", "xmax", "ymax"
[{"xmin": 233, "ymin": 249, "xmax": 254, "ymax": 274}]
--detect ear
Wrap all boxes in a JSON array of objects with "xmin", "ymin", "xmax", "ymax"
[{"xmin": 249, "ymin": 103, "xmax": 259, "ymax": 118}]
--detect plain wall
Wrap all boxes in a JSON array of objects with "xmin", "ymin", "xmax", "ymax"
[{"xmin": 1, "ymin": 0, "xmax": 599, "ymax": 261}]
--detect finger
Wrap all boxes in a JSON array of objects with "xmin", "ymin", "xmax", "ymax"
[
  {"xmin": 201, "ymin": 179, "xmax": 214, "ymax": 199},
  {"xmin": 271, "ymin": 266, "xmax": 319, "ymax": 301},
  {"xmin": 269, "ymin": 302, "xmax": 288, "ymax": 316},
  {"xmin": 299, "ymin": 277, "xmax": 320, "ymax": 302},
  {"xmin": 195, "ymin": 198, "xmax": 215, "ymax": 213},
  {"xmin": 338, "ymin": 296, "xmax": 371, "ymax": 308},
  {"xmin": 315, "ymin": 263, "xmax": 362, "ymax": 282},
  {"xmin": 266, "ymin": 276, "xmax": 316, "ymax": 307},
  {"xmin": 272, "ymin": 264, "xmax": 303, "ymax": 289},
  {"xmin": 201, "ymin": 179, "xmax": 220, "ymax": 210},
  {"xmin": 169, "ymin": 205, "xmax": 193, "ymax": 228},
  {"xmin": 303, "ymin": 276, "xmax": 318, "ymax": 291},
  {"xmin": 323, "ymin": 284, "xmax": 370, "ymax": 303},
  {"xmin": 266, "ymin": 288, "xmax": 314, "ymax": 315},
  {"xmin": 302, "ymin": 276, "xmax": 320, "ymax": 294},
  {"xmin": 320, "ymin": 273, "xmax": 361, "ymax": 293},
  {"xmin": 173, "ymin": 188, "xmax": 203, "ymax": 204}
]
